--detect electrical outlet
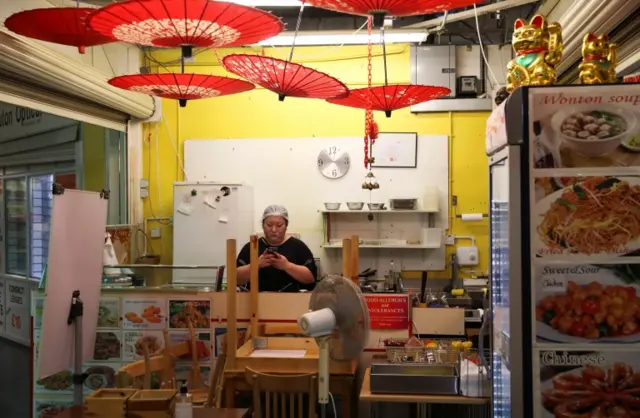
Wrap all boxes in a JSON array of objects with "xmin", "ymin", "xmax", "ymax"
[
  {"xmin": 444, "ymin": 235, "xmax": 455, "ymax": 245},
  {"xmin": 140, "ymin": 189, "xmax": 149, "ymax": 198},
  {"xmin": 150, "ymin": 228, "xmax": 161, "ymax": 238},
  {"xmin": 140, "ymin": 178, "xmax": 149, "ymax": 188}
]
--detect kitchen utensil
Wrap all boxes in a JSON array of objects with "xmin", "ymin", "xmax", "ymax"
[
  {"xmin": 324, "ymin": 202, "xmax": 341, "ymax": 210},
  {"xmin": 389, "ymin": 198, "xmax": 418, "ymax": 210},
  {"xmin": 346, "ymin": 202, "xmax": 364, "ymax": 210},
  {"xmin": 368, "ymin": 203, "xmax": 386, "ymax": 210}
]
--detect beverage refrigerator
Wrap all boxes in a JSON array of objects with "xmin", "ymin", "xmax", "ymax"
[{"xmin": 486, "ymin": 83, "xmax": 640, "ymax": 418}]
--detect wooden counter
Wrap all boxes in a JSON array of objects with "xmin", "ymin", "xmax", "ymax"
[
  {"xmin": 360, "ymin": 368, "xmax": 489, "ymax": 405},
  {"xmin": 54, "ymin": 405, "xmax": 249, "ymax": 418}
]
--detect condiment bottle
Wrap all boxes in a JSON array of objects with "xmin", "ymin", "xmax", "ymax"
[{"xmin": 175, "ymin": 384, "xmax": 193, "ymax": 418}]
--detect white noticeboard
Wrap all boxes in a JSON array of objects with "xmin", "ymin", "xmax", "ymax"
[
  {"xmin": 38, "ymin": 189, "xmax": 108, "ymax": 379},
  {"xmin": 4, "ymin": 278, "xmax": 30, "ymax": 344},
  {"xmin": 371, "ymin": 132, "xmax": 418, "ymax": 168}
]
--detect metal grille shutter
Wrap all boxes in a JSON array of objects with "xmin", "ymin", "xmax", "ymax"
[{"xmin": 0, "ymin": 124, "xmax": 78, "ymax": 167}]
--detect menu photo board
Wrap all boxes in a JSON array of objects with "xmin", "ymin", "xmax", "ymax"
[{"xmin": 5, "ymin": 278, "xmax": 31, "ymax": 344}]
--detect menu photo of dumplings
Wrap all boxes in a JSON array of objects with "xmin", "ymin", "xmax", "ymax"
[
  {"xmin": 535, "ymin": 264, "xmax": 640, "ymax": 343},
  {"xmin": 538, "ymin": 350, "xmax": 640, "ymax": 418},
  {"xmin": 534, "ymin": 176, "xmax": 640, "ymax": 257}
]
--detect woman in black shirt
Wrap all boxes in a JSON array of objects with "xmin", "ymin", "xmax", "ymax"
[{"xmin": 236, "ymin": 205, "xmax": 317, "ymax": 292}]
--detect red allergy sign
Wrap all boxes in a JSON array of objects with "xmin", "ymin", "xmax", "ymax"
[{"xmin": 364, "ymin": 295, "xmax": 409, "ymax": 330}]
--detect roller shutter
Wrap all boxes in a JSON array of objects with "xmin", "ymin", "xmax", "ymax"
[{"xmin": 0, "ymin": 28, "xmax": 155, "ymax": 130}]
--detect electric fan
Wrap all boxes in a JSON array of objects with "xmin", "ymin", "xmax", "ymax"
[{"xmin": 298, "ymin": 275, "xmax": 370, "ymax": 418}]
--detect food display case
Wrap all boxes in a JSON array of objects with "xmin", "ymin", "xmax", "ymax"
[{"xmin": 486, "ymin": 83, "xmax": 640, "ymax": 418}]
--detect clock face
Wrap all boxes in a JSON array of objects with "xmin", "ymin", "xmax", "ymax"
[{"xmin": 317, "ymin": 146, "xmax": 350, "ymax": 179}]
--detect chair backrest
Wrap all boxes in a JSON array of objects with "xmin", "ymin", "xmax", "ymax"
[{"xmin": 245, "ymin": 367, "xmax": 317, "ymax": 418}]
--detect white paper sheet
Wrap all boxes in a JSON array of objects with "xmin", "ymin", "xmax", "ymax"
[
  {"xmin": 218, "ymin": 215, "xmax": 228, "ymax": 223},
  {"xmin": 203, "ymin": 195, "xmax": 217, "ymax": 209},
  {"xmin": 177, "ymin": 202, "xmax": 193, "ymax": 215},
  {"xmin": 249, "ymin": 349, "xmax": 307, "ymax": 358},
  {"xmin": 38, "ymin": 190, "xmax": 108, "ymax": 379}
]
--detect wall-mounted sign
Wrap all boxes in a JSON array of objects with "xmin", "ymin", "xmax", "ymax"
[
  {"xmin": 4, "ymin": 278, "xmax": 31, "ymax": 344},
  {"xmin": 364, "ymin": 294, "xmax": 409, "ymax": 330},
  {"xmin": 0, "ymin": 102, "xmax": 77, "ymax": 143}
]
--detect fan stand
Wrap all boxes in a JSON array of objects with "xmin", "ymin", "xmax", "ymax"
[{"xmin": 317, "ymin": 336, "xmax": 331, "ymax": 418}]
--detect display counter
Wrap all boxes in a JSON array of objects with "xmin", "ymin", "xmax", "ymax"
[{"xmin": 31, "ymin": 283, "xmax": 459, "ymax": 418}]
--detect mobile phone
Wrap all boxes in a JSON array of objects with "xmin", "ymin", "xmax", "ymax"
[{"xmin": 266, "ymin": 247, "xmax": 279, "ymax": 255}]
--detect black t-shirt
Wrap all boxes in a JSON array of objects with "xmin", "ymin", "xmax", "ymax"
[{"xmin": 236, "ymin": 237, "xmax": 317, "ymax": 292}]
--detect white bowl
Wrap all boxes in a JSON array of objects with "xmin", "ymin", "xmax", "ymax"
[
  {"xmin": 324, "ymin": 202, "xmax": 341, "ymax": 210},
  {"xmin": 550, "ymin": 106, "xmax": 637, "ymax": 157},
  {"xmin": 346, "ymin": 202, "xmax": 364, "ymax": 210}
]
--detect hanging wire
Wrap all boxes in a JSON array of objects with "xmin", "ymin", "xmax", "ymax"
[
  {"xmin": 287, "ymin": 2, "xmax": 306, "ymax": 62},
  {"xmin": 380, "ymin": 26, "xmax": 388, "ymax": 86}
]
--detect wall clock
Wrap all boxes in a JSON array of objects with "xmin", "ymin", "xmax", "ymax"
[{"xmin": 317, "ymin": 146, "xmax": 350, "ymax": 179}]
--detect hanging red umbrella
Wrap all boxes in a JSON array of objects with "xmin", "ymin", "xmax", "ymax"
[
  {"xmin": 88, "ymin": 0, "xmax": 283, "ymax": 58},
  {"xmin": 328, "ymin": 84, "xmax": 451, "ymax": 117},
  {"xmin": 304, "ymin": 0, "xmax": 482, "ymax": 24},
  {"xmin": 108, "ymin": 73, "xmax": 255, "ymax": 107},
  {"xmin": 4, "ymin": 8, "xmax": 113, "ymax": 54},
  {"xmin": 222, "ymin": 54, "xmax": 348, "ymax": 101}
]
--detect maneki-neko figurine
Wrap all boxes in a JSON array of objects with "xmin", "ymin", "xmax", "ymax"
[
  {"xmin": 506, "ymin": 15, "xmax": 563, "ymax": 93},
  {"xmin": 579, "ymin": 33, "xmax": 618, "ymax": 84}
]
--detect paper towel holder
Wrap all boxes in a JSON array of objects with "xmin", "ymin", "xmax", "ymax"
[{"xmin": 457, "ymin": 213, "xmax": 488, "ymax": 221}]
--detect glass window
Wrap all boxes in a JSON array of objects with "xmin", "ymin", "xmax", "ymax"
[
  {"xmin": 29, "ymin": 174, "xmax": 54, "ymax": 279},
  {"xmin": 4, "ymin": 177, "xmax": 28, "ymax": 276}
]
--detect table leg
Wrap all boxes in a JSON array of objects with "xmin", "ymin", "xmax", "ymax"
[
  {"xmin": 340, "ymin": 390, "xmax": 351, "ymax": 417},
  {"xmin": 224, "ymin": 382, "xmax": 236, "ymax": 408}
]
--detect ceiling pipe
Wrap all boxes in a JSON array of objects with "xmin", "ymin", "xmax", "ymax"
[{"xmin": 402, "ymin": 0, "xmax": 539, "ymax": 29}]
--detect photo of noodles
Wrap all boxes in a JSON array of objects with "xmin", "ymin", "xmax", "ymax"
[{"xmin": 536, "ymin": 176, "xmax": 640, "ymax": 255}]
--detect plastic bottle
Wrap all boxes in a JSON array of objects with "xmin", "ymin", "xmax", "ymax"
[{"xmin": 175, "ymin": 384, "xmax": 193, "ymax": 418}]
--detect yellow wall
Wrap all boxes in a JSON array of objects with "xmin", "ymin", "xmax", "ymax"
[
  {"xmin": 145, "ymin": 45, "xmax": 489, "ymax": 278},
  {"xmin": 82, "ymin": 123, "xmax": 106, "ymax": 192}
]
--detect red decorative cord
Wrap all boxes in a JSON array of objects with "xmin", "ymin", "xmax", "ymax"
[{"xmin": 364, "ymin": 16, "xmax": 374, "ymax": 168}]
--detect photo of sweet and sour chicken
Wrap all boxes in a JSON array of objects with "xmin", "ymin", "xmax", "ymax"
[{"xmin": 536, "ymin": 281, "xmax": 640, "ymax": 339}]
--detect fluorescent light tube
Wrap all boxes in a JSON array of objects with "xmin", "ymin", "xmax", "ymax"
[
  {"xmin": 228, "ymin": 0, "xmax": 303, "ymax": 5},
  {"xmin": 259, "ymin": 31, "xmax": 428, "ymax": 46}
]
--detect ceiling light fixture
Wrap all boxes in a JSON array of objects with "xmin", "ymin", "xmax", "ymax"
[
  {"xmin": 228, "ymin": 0, "xmax": 303, "ymax": 5},
  {"xmin": 259, "ymin": 30, "xmax": 427, "ymax": 46}
]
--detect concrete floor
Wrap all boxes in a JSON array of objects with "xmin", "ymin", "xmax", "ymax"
[{"xmin": 0, "ymin": 338, "xmax": 31, "ymax": 418}]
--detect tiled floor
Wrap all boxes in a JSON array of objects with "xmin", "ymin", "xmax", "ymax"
[{"xmin": 0, "ymin": 338, "xmax": 31, "ymax": 418}]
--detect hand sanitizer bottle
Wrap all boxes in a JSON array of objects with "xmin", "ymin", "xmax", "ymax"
[{"xmin": 175, "ymin": 384, "xmax": 193, "ymax": 418}]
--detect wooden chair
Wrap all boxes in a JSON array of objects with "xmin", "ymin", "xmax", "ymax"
[{"xmin": 244, "ymin": 367, "xmax": 317, "ymax": 418}]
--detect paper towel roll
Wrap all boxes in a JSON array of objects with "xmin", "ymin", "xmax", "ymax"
[
  {"xmin": 299, "ymin": 308, "xmax": 336, "ymax": 337},
  {"xmin": 423, "ymin": 186, "xmax": 439, "ymax": 211},
  {"xmin": 461, "ymin": 213, "xmax": 484, "ymax": 222}
]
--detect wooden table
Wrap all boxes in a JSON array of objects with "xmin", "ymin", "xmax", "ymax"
[
  {"xmin": 55, "ymin": 405, "xmax": 249, "ymax": 418},
  {"xmin": 223, "ymin": 365, "xmax": 357, "ymax": 417}
]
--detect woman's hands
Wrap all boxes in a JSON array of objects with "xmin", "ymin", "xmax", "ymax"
[{"xmin": 259, "ymin": 251, "xmax": 290, "ymax": 270}]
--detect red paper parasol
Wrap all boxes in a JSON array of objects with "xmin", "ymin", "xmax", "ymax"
[
  {"xmin": 4, "ymin": 8, "xmax": 113, "ymax": 54},
  {"xmin": 108, "ymin": 73, "xmax": 255, "ymax": 107},
  {"xmin": 222, "ymin": 54, "xmax": 348, "ymax": 101},
  {"xmin": 88, "ymin": 0, "xmax": 283, "ymax": 57},
  {"xmin": 328, "ymin": 84, "xmax": 451, "ymax": 117},
  {"xmin": 304, "ymin": 0, "xmax": 482, "ymax": 23}
]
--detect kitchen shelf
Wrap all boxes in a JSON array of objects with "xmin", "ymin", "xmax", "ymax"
[
  {"xmin": 320, "ymin": 209, "xmax": 438, "ymax": 214},
  {"xmin": 321, "ymin": 243, "xmax": 441, "ymax": 249}
]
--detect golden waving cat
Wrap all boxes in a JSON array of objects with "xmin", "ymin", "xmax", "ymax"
[{"xmin": 579, "ymin": 33, "xmax": 617, "ymax": 84}]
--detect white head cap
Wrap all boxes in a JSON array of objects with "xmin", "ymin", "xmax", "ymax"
[{"xmin": 262, "ymin": 204, "xmax": 289, "ymax": 224}]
